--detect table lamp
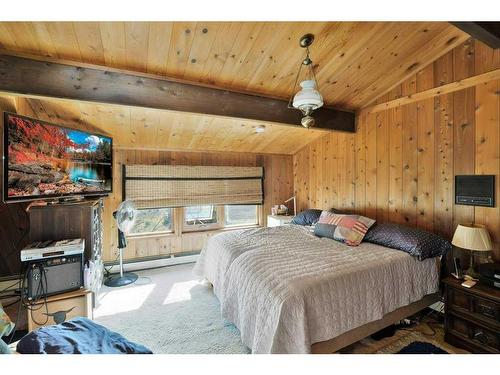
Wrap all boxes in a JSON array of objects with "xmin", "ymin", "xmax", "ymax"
[{"xmin": 452, "ymin": 224, "xmax": 492, "ymax": 278}]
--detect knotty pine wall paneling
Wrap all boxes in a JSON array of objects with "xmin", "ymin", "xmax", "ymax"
[{"xmin": 293, "ymin": 39, "xmax": 500, "ymax": 260}]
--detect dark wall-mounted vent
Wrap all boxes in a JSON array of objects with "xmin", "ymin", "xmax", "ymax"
[{"xmin": 455, "ymin": 175, "xmax": 495, "ymax": 207}]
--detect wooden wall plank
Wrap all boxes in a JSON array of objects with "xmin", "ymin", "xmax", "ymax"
[
  {"xmin": 474, "ymin": 39, "xmax": 500, "ymax": 255},
  {"xmin": 388, "ymin": 106, "xmax": 404, "ymax": 224},
  {"xmin": 365, "ymin": 113, "xmax": 377, "ymax": 219},
  {"xmin": 337, "ymin": 133, "xmax": 347, "ymax": 210},
  {"xmin": 416, "ymin": 65, "xmax": 435, "ymax": 232},
  {"xmin": 453, "ymin": 39, "xmax": 476, "ymax": 232},
  {"xmin": 329, "ymin": 134, "xmax": 339, "ymax": 210},
  {"xmin": 376, "ymin": 111, "xmax": 389, "ymax": 223},
  {"xmin": 346, "ymin": 133, "xmax": 356, "ymax": 211},
  {"xmin": 354, "ymin": 114, "xmax": 367, "ymax": 215},
  {"xmin": 433, "ymin": 52, "xmax": 455, "ymax": 238},
  {"xmin": 474, "ymin": 79, "xmax": 500, "ymax": 251},
  {"xmin": 401, "ymin": 75, "xmax": 419, "ymax": 226}
]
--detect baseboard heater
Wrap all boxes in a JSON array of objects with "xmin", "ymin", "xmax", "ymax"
[{"xmin": 104, "ymin": 253, "xmax": 199, "ymax": 274}]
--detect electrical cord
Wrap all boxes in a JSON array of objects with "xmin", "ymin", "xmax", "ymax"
[
  {"xmin": 7, "ymin": 270, "xmax": 25, "ymax": 345},
  {"xmin": 396, "ymin": 302, "xmax": 444, "ymax": 337},
  {"xmin": 22, "ymin": 264, "xmax": 50, "ymax": 327},
  {"xmin": 103, "ymin": 253, "xmax": 121, "ymax": 277},
  {"xmin": 0, "ymin": 279, "xmax": 21, "ymax": 295},
  {"xmin": 9, "ymin": 262, "xmax": 50, "ymax": 344}
]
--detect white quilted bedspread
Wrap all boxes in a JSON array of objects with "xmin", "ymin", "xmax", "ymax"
[{"xmin": 193, "ymin": 225, "xmax": 439, "ymax": 354}]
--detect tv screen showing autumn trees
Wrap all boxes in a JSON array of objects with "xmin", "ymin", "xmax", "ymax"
[{"xmin": 5, "ymin": 113, "xmax": 112, "ymax": 200}]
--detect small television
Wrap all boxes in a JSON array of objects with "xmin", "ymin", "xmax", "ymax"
[
  {"xmin": 3, "ymin": 112, "xmax": 112, "ymax": 203},
  {"xmin": 455, "ymin": 175, "xmax": 495, "ymax": 207}
]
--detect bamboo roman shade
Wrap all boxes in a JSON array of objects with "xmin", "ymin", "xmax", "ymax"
[{"xmin": 124, "ymin": 165, "xmax": 264, "ymax": 209}]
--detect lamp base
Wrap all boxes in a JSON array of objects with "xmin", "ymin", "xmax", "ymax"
[{"xmin": 104, "ymin": 273, "xmax": 138, "ymax": 287}]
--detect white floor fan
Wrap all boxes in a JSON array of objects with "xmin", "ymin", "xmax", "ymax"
[{"xmin": 104, "ymin": 200, "xmax": 139, "ymax": 287}]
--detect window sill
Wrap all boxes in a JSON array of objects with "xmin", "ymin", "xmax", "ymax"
[
  {"xmin": 182, "ymin": 224, "xmax": 260, "ymax": 235},
  {"xmin": 126, "ymin": 231, "xmax": 175, "ymax": 240}
]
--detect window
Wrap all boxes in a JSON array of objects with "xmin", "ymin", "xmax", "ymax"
[
  {"xmin": 185, "ymin": 205, "xmax": 217, "ymax": 225},
  {"xmin": 182, "ymin": 205, "xmax": 260, "ymax": 232},
  {"xmin": 224, "ymin": 205, "xmax": 258, "ymax": 226},
  {"xmin": 128, "ymin": 205, "xmax": 260, "ymax": 236},
  {"xmin": 183, "ymin": 205, "xmax": 222, "ymax": 231},
  {"xmin": 129, "ymin": 208, "xmax": 173, "ymax": 235}
]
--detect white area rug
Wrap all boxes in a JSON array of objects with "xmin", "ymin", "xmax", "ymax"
[{"xmin": 94, "ymin": 263, "xmax": 250, "ymax": 354}]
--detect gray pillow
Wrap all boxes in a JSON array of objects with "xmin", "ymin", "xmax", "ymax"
[
  {"xmin": 291, "ymin": 208, "xmax": 343, "ymax": 226},
  {"xmin": 363, "ymin": 223, "xmax": 451, "ymax": 260},
  {"xmin": 291, "ymin": 209, "xmax": 323, "ymax": 226}
]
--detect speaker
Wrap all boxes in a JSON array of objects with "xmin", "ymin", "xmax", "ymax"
[
  {"xmin": 27, "ymin": 254, "xmax": 83, "ymax": 300},
  {"xmin": 455, "ymin": 175, "xmax": 495, "ymax": 207}
]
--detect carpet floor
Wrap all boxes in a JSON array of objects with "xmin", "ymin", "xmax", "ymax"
[
  {"xmin": 95, "ymin": 264, "xmax": 467, "ymax": 354},
  {"xmin": 94, "ymin": 263, "xmax": 250, "ymax": 354}
]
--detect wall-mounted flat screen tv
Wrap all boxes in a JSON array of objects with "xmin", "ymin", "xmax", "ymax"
[{"xmin": 3, "ymin": 112, "xmax": 112, "ymax": 202}]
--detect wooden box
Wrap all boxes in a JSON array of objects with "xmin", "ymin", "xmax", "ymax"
[{"xmin": 27, "ymin": 289, "xmax": 93, "ymax": 331}]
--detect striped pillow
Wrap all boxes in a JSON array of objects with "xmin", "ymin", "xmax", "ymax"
[{"xmin": 314, "ymin": 211, "xmax": 376, "ymax": 246}]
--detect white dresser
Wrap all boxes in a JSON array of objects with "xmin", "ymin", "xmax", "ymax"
[{"xmin": 267, "ymin": 215, "xmax": 294, "ymax": 227}]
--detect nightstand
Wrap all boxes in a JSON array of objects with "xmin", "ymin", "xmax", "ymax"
[
  {"xmin": 443, "ymin": 277, "xmax": 500, "ymax": 353},
  {"xmin": 267, "ymin": 215, "xmax": 294, "ymax": 227},
  {"xmin": 27, "ymin": 289, "xmax": 93, "ymax": 331}
]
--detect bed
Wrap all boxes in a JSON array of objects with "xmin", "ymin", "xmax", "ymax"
[{"xmin": 193, "ymin": 225, "xmax": 441, "ymax": 354}]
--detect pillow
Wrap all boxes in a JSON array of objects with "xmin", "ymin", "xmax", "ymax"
[
  {"xmin": 363, "ymin": 223, "xmax": 452, "ymax": 260},
  {"xmin": 291, "ymin": 208, "xmax": 343, "ymax": 226},
  {"xmin": 314, "ymin": 211, "xmax": 376, "ymax": 246},
  {"xmin": 291, "ymin": 209, "xmax": 323, "ymax": 226}
]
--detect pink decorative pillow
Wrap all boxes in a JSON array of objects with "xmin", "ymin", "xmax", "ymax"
[{"xmin": 314, "ymin": 211, "xmax": 376, "ymax": 246}]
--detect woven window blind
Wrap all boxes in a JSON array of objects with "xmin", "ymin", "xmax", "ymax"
[{"xmin": 124, "ymin": 165, "xmax": 264, "ymax": 209}]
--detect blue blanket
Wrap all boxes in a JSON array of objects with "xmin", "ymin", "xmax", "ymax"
[{"xmin": 16, "ymin": 317, "xmax": 152, "ymax": 354}]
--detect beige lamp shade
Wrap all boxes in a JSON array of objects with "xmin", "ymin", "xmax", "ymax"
[{"xmin": 452, "ymin": 224, "xmax": 492, "ymax": 252}]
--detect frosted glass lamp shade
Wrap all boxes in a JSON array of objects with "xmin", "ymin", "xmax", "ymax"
[
  {"xmin": 292, "ymin": 80, "xmax": 323, "ymax": 113},
  {"xmin": 452, "ymin": 224, "xmax": 492, "ymax": 252}
]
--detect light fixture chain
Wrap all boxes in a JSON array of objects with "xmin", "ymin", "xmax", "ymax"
[{"xmin": 287, "ymin": 59, "xmax": 304, "ymax": 109}]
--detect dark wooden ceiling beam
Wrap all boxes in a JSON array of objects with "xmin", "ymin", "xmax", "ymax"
[
  {"xmin": 0, "ymin": 54, "xmax": 355, "ymax": 132},
  {"xmin": 451, "ymin": 22, "xmax": 500, "ymax": 49}
]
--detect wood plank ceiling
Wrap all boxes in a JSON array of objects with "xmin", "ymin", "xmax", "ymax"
[
  {"xmin": 0, "ymin": 22, "xmax": 469, "ymax": 154},
  {"xmin": 0, "ymin": 22, "xmax": 468, "ymax": 109}
]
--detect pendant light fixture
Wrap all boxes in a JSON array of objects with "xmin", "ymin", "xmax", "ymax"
[{"xmin": 288, "ymin": 34, "xmax": 324, "ymax": 128}]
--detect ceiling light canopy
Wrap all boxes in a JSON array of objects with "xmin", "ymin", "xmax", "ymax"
[{"xmin": 288, "ymin": 34, "xmax": 324, "ymax": 128}]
